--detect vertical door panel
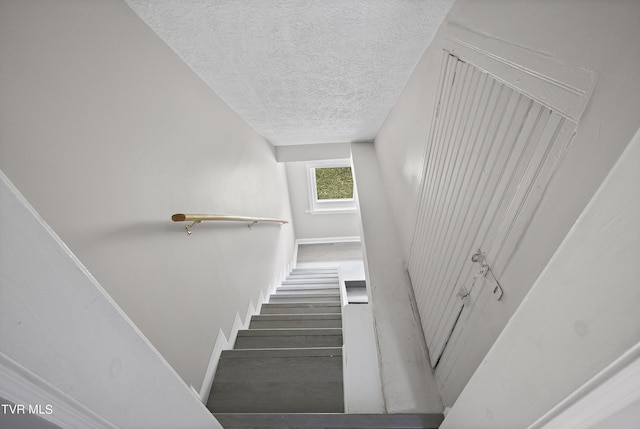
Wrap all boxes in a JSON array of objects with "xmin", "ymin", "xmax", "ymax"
[{"xmin": 408, "ymin": 53, "xmax": 574, "ymax": 366}]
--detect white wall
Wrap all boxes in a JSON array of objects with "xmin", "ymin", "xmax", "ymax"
[
  {"xmin": 441, "ymin": 125, "xmax": 640, "ymax": 428},
  {"xmin": 374, "ymin": 0, "xmax": 640, "ymax": 405},
  {"xmin": 285, "ymin": 161, "xmax": 361, "ymax": 240},
  {"xmin": 0, "ymin": 0, "xmax": 295, "ymax": 393},
  {"xmin": 275, "ymin": 143, "xmax": 351, "ymax": 163},
  {"xmin": 351, "ymin": 142, "xmax": 442, "ymax": 413},
  {"xmin": 1, "ymin": 170, "xmax": 220, "ymax": 428}
]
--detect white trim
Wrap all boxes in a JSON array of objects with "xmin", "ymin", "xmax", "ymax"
[
  {"xmin": 528, "ymin": 341, "xmax": 640, "ymax": 429},
  {"xmin": 0, "ymin": 352, "xmax": 117, "ymax": 429},
  {"xmin": 337, "ymin": 266, "xmax": 349, "ymax": 309},
  {"xmin": 293, "ymin": 243, "xmax": 299, "ymax": 269},
  {"xmin": 256, "ymin": 293, "xmax": 266, "ymax": 315},
  {"xmin": 305, "ymin": 207, "xmax": 358, "ymax": 215},
  {"xmin": 198, "ymin": 329, "xmax": 229, "ymax": 403},
  {"xmin": 227, "ymin": 313, "xmax": 245, "ymax": 349},
  {"xmin": 243, "ymin": 300, "xmax": 257, "ymax": 329},
  {"xmin": 443, "ymin": 22, "xmax": 597, "ymax": 124},
  {"xmin": 337, "ymin": 268, "xmax": 349, "ymax": 413},
  {"xmin": 189, "ymin": 385, "xmax": 201, "ymax": 399},
  {"xmin": 342, "ymin": 348, "xmax": 349, "ymax": 414}
]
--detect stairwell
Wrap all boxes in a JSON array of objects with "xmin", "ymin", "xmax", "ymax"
[{"xmin": 207, "ymin": 267, "xmax": 444, "ymax": 428}]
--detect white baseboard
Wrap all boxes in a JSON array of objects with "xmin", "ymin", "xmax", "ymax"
[
  {"xmin": 0, "ymin": 352, "xmax": 117, "ymax": 429},
  {"xmin": 227, "ymin": 314, "xmax": 245, "ymax": 350},
  {"xmin": 243, "ymin": 301, "xmax": 257, "ymax": 329},
  {"xmin": 293, "ymin": 245, "xmax": 299, "ymax": 269},
  {"xmin": 198, "ymin": 329, "xmax": 229, "ymax": 403},
  {"xmin": 256, "ymin": 292, "xmax": 266, "ymax": 315}
]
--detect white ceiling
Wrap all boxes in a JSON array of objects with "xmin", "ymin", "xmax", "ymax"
[{"xmin": 125, "ymin": 0, "xmax": 454, "ymax": 146}]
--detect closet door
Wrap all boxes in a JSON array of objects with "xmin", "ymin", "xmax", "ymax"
[{"xmin": 408, "ymin": 53, "xmax": 574, "ymax": 366}]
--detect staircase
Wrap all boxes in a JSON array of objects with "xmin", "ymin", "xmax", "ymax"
[{"xmin": 207, "ymin": 267, "xmax": 444, "ymax": 428}]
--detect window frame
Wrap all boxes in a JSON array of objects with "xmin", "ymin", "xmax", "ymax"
[{"xmin": 306, "ymin": 159, "xmax": 357, "ymax": 215}]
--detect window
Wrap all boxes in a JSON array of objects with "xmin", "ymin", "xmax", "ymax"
[
  {"xmin": 306, "ymin": 160, "xmax": 357, "ymax": 214},
  {"xmin": 315, "ymin": 166, "xmax": 353, "ymax": 200}
]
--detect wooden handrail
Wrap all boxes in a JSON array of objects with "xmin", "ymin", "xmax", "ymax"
[{"xmin": 171, "ymin": 213, "xmax": 288, "ymax": 235}]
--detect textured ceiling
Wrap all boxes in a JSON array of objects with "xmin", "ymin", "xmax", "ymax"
[{"xmin": 125, "ymin": 0, "xmax": 454, "ymax": 146}]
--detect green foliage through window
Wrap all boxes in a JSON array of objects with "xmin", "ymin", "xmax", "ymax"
[{"xmin": 315, "ymin": 167, "xmax": 354, "ymax": 200}]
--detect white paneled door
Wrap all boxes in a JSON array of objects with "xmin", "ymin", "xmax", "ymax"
[{"xmin": 408, "ymin": 53, "xmax": 576, "ymax": 366}]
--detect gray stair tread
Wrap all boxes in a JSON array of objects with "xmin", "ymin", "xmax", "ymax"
[
  {"xmin": 261, "ymin": 303, "xmax": 342, "ymax": 314},
  {"xmin": 286, "ymin": 274, "xmax": 339, "ymax": 280},
  {"xmin": 278, "ymin": 284, "xmax": 340, "ymax": 290},
  {"xmin": 235, "ymin": 328, "xmax": 343, "ymax": 346},
  {"xmin": 220, "ymin": 347, "xmax": 342, "ymax": 359},
  {"xmin": 260, "ymin": 300, "xmax": 342, "ymax": 314},
  {"xmin": 271, "ymin": 292, "xmax": 340, "ymax": 298},
  {"xmin": 210, "ymin": 347, "xmax": 344, "ymax": 413},
  {"xmin": 248, "ymin": 314, "xmax": 342, "ymax": 330},
  {"xmin": 287, "ymin": 268, "xmax": 338, "ymax": 277},
  {"xmin": 209, "ymin": 381, "xmax": 344, "ymax": 413},
  {"xmin": 213, "ymin": 413, "xmax": 444, "ymax": 428},
  {"xmin": 252, "ymin": 314, "xmax": 341, "ymax": 321},
  {"xmin": 285, "ymin": 280, "xmax": 339, "ymax": 285},
  {"xmin": 289, "ymin": 272, "xmax": 338, "ymax": 276},
  {"xmin": 234, "ymin": 330, "xmax": 343, "ymax": 349},
  {"xmin": 276, "ymin": 283, "xmax": 340, "ymax": 290},
  {"xmin": 238, "ymin": 328, "xmax": 342, "ymax": 336},
  {"xmin": 250, "ymin": 317, "xmax": 342, "ymax": 329},
  {"xmin": 214, "ymin": 350, "xmax": 342, "ymax": 382},
  {"xmin": 275, "ymin": 288, "xmax": 340, "ymax": 295},
  {"xmin": 282, "ymin": 279, "xmax": 339, "ymax": 285},
  {"xmin": 261, "ymin": 302, "xmax": 341, "ymax": 308},
  {"xmin": 215, "ymin": 348, "xmax": 342, "ymax": 379},
  {"xmin": 285, "ymin": 272, "xmax": 339, "ymax": 276},
  {"xmin": 269, "ymin": 297, "xmax": 341, "ymax": 304},
  {"xmin": 271, "ymin": 293, "xmax": 341, "ymax": 299}
]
